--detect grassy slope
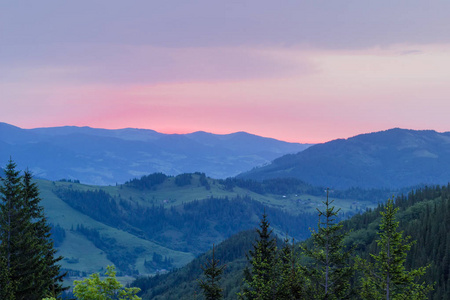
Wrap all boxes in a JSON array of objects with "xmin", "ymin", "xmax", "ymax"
[
  {"xmin": 38, "ymin": 179, "xmax": 195, "ymax": 276},
  {"xmin": 36, "ymin": 175, "xmax": 378, "ymax": 279}
]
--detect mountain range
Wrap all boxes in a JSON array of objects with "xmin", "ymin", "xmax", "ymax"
[
  {"xmin": 239, "ymin": 128, "xmax": 450, "ymax": 189},
  {"xmin": 0, "ymin": 123, "xmax": 310, "ymax": 185}
]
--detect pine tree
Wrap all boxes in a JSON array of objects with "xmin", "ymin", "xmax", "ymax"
[
  {"xmin": 239, "ymin": 211, "xmax": 278, "ymax": 300},
  {"xmin": 301, "ymin": 188, "xmax": 354, "ymax": 299},
  {"xmin": 0, "ymin": 160, "xmax": 66, "ymax": 299},
  {"xmin": 359, "ymin": 198, "xmax": 433, "ymax": 299},
  {"xmin": 198, "ymin": 244, "xmax": 226, "ymax": 300}
]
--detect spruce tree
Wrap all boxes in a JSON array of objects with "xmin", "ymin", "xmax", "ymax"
[
  {"xmin": 22, "ymin": 170, "xmax": 66, "ymax": 298},
  {"xmin": 239, "ymin": 212, "xmax": 278, "ymax": 300},
  {"xmin": 275, "ymin": 238, "xmax": 304, "ymax": 299},
  {"xmin": 359, "ymin": 198, "xmax": 433, "ymax": 299},
  {"xmin": 301, "ymin": 188, "xmax": 354, "ymax": 299},
  {"xmin": 0, "ymin": 159, "xmax": 24, "ymax": 297},
  {"xmin": 0, "ymin": 160, "xmax": 66, "ymax": 299},
  {"xmin": 198, "ymin": 244, "xmax": 226, "ymax": 300}
]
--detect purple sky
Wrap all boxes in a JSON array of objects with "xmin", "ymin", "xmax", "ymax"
[{"xmin": 2, "ymin": 1, "xmax": 450, "ymax": 143}]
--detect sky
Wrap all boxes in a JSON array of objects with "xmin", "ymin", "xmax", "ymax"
[{"xmin": 2, "ymin": 1, "xmax": 450, "ymax": 143}]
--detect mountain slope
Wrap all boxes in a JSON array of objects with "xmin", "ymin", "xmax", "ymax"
[
  {"xmin": 0, "ymin": 123, "xmax": 310, "ymax": 185},
  {"xmin": 132, "ymin": 184, "xmax": 450, "ymax": 299},
  {"xmin": 239, "ymin": 128, "xmax": 450, "ymax": 189},
  {"xmin": 36, "ymin": 172, "xmax": 382, "ymax": 278},
  {"xmin": 37, "ymin": 179, "xmax": 195, "ymax": 276}
]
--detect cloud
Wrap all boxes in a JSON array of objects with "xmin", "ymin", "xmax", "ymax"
[{"xmin": 2, "ymin": 1, "xmax": 450, "ymax": 49}]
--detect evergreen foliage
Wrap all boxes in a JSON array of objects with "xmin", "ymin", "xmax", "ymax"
[
  {"xmin": 125, "ymin": 173, "xmax": 169, "ymax": 190},
  {"xmin": 239, "ymin": 212, "xmax": 278, "ymax": 299},
  {"xmin": 49, "ymin": 223, "xmax": 66, "ymax": 247},
  {"xmin": 132, "ymin": 185, "xmax": 445, "ymax": 299},
  {"xmin": 358, "ymin": 198, "xmax": 433, "ymax": 299},
  {"xmin": 301, "ymin": 188, "xmax": 355, "ymax": 299},
  {"xmin": 0, "ymin": 160, "xmax": 66, "ymax": 299},
  {"xmin": 0, "ymin": 255, "xmax": 14, "ymax": 300},
  {"xmin": 275, "ymin": 238, "xmax": 304, "ymax": 299},
  {"xmin": 198, "ymin": 244, "xmax": 226, "ymax": 300}
]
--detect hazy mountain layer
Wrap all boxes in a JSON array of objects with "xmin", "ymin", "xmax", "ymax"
[
  {"xmin": 239, "ymin": 128, "xmax": 450, "ymax": 189},
  {"xmin": 0, "ymin": 123, "xmax": 310, "ymax": 185}
]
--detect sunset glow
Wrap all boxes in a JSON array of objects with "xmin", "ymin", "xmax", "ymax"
[{"xmin": 2, "ymin": 1, "xmax": 450, "ymax": 143}]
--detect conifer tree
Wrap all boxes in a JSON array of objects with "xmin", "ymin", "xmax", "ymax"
[
  {"xmin": 198, "ymin": 244, "xmax": 226, "ymax": 300},
  {"xmin": 359, "ymin": 198, "xmax": 433, "ymax": 299},
  {"xmin": 0, "ymin": 159, "xmax": 24, "ymax": 297},
  {"xmin": 239, "ymin": 212, "xmax": 278, "ymax": 300},
  {"xmin": 275, "ymin": 238, "xmax": 304, "ymax": 299},
  {"xmin": 0, "ymin": 160, "xmax": 66, "ymax": 299},
  {"xmin": 22, "ymin": 170, "xmax": 66, "ymax": 298},
  {"xmin": 301, "ymin": 188, "xmax": 354, "ymax": 299}
]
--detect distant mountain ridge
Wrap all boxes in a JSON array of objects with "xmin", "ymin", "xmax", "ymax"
[
  {"xmin": 239, "ymin": 128, "xmax": 450, "ymax": 189},
  {"xmin": 0, "ymin": 123, "xmax": 311, "ymax": 185}
]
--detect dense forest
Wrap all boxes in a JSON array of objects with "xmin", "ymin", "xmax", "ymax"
[{"xmin": 132, "ymin": 184, "xmax": 449, "ymax": 299}]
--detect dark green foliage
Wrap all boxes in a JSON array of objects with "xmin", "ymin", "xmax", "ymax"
[
  {"xmin": 218, "ymin": 177, "xmax": 320, "ymax": 195},
  {"xmin": 0, "ymin": 160, "xmax": 66, "ymax": 299},
  {"xmin": 55, "ymin": 189, "xmax": 121, "ymax": 228},
  {"xmin": 219, "ymin": 176, "xmax": 402, "ymax": 204},
  {"xmin": 275, "ymin": 238, "xmax": 304, "ymax": 299},
  {"xmin": 301, "ymin": 189, "xmax": 354, "ymax": 299},
  {"xmin": 125, "ymin": 173, "xmax": 169, "ymax": 190},
  {"xmin": 198, "ymin": 244, "xmax": 226, "ymax": 300},
  {"xmin": 344, "ymin": 185, "xmax": 449, "ymax": 299},
  {"xmin": 196, "ymin": 172, "xmax": 211, "ymax": 190},
  {"xmin": 358, "ymin": 198, "xmax": 433, "ymax": 299},
  {"xmin": 132, "ymin": 185, "xmax": 447, "ymax": 300},
  {"xmin": 144, "ymin": 253, "xmax": 173, "ymax": 272},
  {"xmin": 49, "ymin": 223, "xmax": 66, "ymax": 247},
  {"xmin": 239, "ymin": 212, "xmax": 278, "ymax": 299},
  {"xmin": 0, "ymin": 255, "xmax": 14, "ymax": 300},
  {"xmin": 56, "ymin": 188, "xmax": 317, "ymax": 258},
  {"xmin": 175, "ymin": 173, "xmax": 193, "ymax": 187}
]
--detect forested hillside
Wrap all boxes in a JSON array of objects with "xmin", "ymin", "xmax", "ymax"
[
  {"xmin": 239, "ymin": 128, "xmax": 450, "ymax": 189},
  {"xmin": 42, "ymin": 172, "xmax": 385, "ymax": 277},
  {"xmin": 343, "ymin": 185, "xmax": 450, "ymax": 299},
  {"xmin": 132, "ymin": 184, "xmax": 450, "ymax": 299}
]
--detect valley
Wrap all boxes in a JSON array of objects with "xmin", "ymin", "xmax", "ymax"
[
  {"xmin": 37, "ymin": 173, "xmax": 387, "ymax": 278},
  {"xmin": 1, "ymin": 126, "xmax": 449, "ymax": 299}
]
